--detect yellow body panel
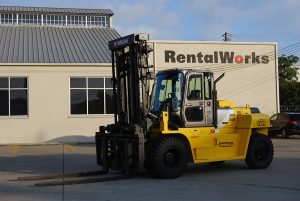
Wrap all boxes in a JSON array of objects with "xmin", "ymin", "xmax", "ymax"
[
  {"xmin": 217, "ymin": 100, "xmax": 235, "ymax": 107},
  {"xmin": 157, "ymin": 103, "xmax": 270, "ymax": 164}
]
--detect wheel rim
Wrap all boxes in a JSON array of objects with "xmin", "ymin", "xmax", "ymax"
[
  {"xmin": 164, "ymin": 148, "xmax": 180, "ymax": 168},
  {"xmin": 254, "ymin": 142, "xmax": 269, "ymax": 161}
]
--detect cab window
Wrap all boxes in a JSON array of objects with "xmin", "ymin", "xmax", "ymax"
[
  {"xmin": 204, "ymin": 73, "xmax": 212, "ymax": 100},
  {"xmin": 187, "ymin": 75, "xmax": 202, "ymax": 100}
]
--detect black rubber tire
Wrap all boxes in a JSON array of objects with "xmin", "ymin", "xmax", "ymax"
[
  {"xmin": 148, "ymin": 136, "xmax": 188, "ymax": 179},
  {"xmin": 281, "ymin": 128, "xmax": 289, "ymax": 139},
  {"xmin": 144, "ymin": 139, "xmax": 155, "ymax": 175},
  {"xmin": 245, "ymin": 134, "xmax": 274, "ymax": 169}
]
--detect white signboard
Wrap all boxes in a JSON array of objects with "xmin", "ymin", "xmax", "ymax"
[{"xmin": 149, "ymin": 40, "xmax": 278, "ymax": 115}]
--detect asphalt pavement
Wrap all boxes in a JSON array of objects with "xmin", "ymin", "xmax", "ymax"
[{"xmin": 0, "ymin": 137, "xmax": 299, "ymax": 201}]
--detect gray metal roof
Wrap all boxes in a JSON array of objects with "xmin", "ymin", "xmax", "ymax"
[
  {"xmin": 0, "ymin": 6, "xmax": 114, "ymax": 15},
  {"xmin": 0, "ymin": 25, "xmax": 120, "ymax": 63}
]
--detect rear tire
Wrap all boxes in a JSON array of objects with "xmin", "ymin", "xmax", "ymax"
[
  {"xmin": 148, "ymin": 136, "xmax": 188, "ymax": 179},
  {"xmin": 245, "ymin": 134, "xmax": 274, "ymax": 169}
]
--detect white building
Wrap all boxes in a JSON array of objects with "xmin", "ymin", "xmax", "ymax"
[{"xmin": 0, "ymin": 6, "xmax": 118, "ymax": 144}]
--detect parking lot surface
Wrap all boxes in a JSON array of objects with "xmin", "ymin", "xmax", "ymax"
[{"xmin": 1, "ymin": 137, "xmax": 300, "ymax": 201}]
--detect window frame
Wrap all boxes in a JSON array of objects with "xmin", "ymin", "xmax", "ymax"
[
  {"xmin": 18, "ymin": 14, "xmax": 41, "ymax": 25},
  {"xmin": 87, "ymin": 16, "xmax": 109, "ymax": 27},
  {"xmin": 0, "ymin": 13, "xmax": 110, "ymax": 28},
  {"xmin": 67, "ymin": 15, "xmax": 86, "ymax": 27},
  {"xmin": 43, "ymin": 14, "xmax": 65, "ymax": 26},
  {"xmin": 0, "ymin": 76, "xmax": 29, "ymax": 117},
  {"xmin": 0, "ymin": 13, "xmax": 17, "ymax": 25},
  {"xmin": 69, "ymin": 76, "xmax": 114, "ymax": 116}
]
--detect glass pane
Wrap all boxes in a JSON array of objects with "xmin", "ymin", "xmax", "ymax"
[
  {"xmin": 11, "ymin": 77, "xmax": 27, "ymax": 88},
  {"xmin": 187, "ymin": 75, "xmax": 203, "ymax": 100},
  {"xmin": 71, "ymin": 89, "xmax": 87, "ymax": 114},
  {"xmin": 290, "ymin": 114, "xmax": 300, "ymax": 121},
  {"xmin": 88, "ymin": 78, "xmax": 103, "ymax": 88},
  {"xmin": 0, "ymin": 77, "xmax": 8, "ymax": 88},
  {"xmin": 204, "ymin": 73, "xmax": 212, "ymax": 100},
  {"xmin": 185, "ymin": 107, "xmax": 203, "ymax": 122},
  {"xmin": 105, "ymin": 89, "xmax": 114, "ymax": 114},
  {"xmin": 150, "ymin": 72, "xmax": 184, "ymax": 115},
  {"xmin": 88, "ymin": 89, "xmax": 104, "ymax": 114},
  {"xmin": 105, "ymin": 78, "xmax": 113, "ymax": 88},
  {"xmin": 0, "ymin": 90, "xmax": 9, "ymax": 116},
  {"xmin": 70, "ymin": 78, "xmax": 86, "ymax": 88},
  {"xmin": 10, "ymin": 90, "xmax": 28, "ymax": 115}
]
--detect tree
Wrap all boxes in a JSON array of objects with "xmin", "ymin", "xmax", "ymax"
[
  {"xmin": 278, "ymin": 55, "xmax": 299, "ymax": 82},
  {"xmin": 278, "ymin": 55, "xmax": 300, "ymax": 106}
]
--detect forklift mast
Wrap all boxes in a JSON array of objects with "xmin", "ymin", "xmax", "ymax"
[
  {"xmin": 109, "ymin": 33, "xmax": 152, "ymax": 130},
  {"xmin": 95, "ymin": 34, "xmax": 153, "ymax": 174}
]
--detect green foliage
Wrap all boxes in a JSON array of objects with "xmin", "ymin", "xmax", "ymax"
[
  {"xmin": 280, "ymin": 81, "xmax": 300, "ymax": 105},
  {"xmin": 278, "ymin": 55, "xmax": 300, "ymax": 105}
]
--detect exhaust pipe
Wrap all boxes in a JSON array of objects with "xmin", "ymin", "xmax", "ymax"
[{"xmin": 213, "ymin": 73, "xmax": 225, "ymax": 128}]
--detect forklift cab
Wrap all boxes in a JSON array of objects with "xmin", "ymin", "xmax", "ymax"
[{"xmin": 149, "ymin": 69, "xmax": 214, "ymax": 128}]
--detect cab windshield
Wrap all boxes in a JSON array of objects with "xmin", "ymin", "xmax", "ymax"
[{"xmin": 150, "ymin": 72, "xmax": 184, "ymax": 115}]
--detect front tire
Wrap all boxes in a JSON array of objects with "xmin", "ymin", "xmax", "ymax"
[
  {"xmin": 148, "ymin": 136, "xmax": 188, "ymax": 179},
  {"xmin": 245, "ymin": 134, "xmax": 274, "ymax": 169}
]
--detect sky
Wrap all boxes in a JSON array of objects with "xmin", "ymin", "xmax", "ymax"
[{"xmin": 1, "ymin": 0, "xmax": 300, "ymax": 60}]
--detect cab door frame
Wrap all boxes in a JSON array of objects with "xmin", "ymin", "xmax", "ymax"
[{"xmin": 182, "ymin": 71, "xmax": 213, "ymax": 127}]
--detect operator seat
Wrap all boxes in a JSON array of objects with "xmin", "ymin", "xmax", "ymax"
[{"xmin": 188, "ymin": 90, "xmax": 201, "ymax": 100}]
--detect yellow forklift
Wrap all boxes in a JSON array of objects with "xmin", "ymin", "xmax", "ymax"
[{"xmin": 95, "ymin": 33, "xmax": 273, "ymax": 179}]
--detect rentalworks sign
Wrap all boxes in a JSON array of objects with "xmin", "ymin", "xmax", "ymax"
[{"xmin": 164, "ymin": 50, "xmax": 270, "ymax": 64}]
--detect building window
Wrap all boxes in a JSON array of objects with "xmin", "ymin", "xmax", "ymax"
[
  {"xmin": 19, "ymin": 14, "xmax": 41, "ymax": 25},
  {"xmin": 70, "ymin": 77, "xmax": 114, "ymax": 115},
  {"xmin": 0, "ymin": 13, "xmax": 17, "ymax": 25},
  {"xmin": 43, "ymin": 14, "xmax": 65, "ymax": 26},
  {"xmin": 87, "ymin": 16, "xmax": 109, "ymax": 27},
  {"xmin": 0, "ymin": 13, "xmax": 110, "ymax": 28},
  {"xmin": 68, "ymin": 15, "xmax": 86, "ymax": 27},
  {"xmin": 0, "ymin": 77, "xmax": 28, "ymax": 116}
]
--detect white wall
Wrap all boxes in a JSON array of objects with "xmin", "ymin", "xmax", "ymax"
[
  {"xmin": 149, "ymin": 40, "xmax": 279, "ymax": 116},
  {"xmin": 0, "ymin": 64, "xmax": 114, "ymax": 144}
]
